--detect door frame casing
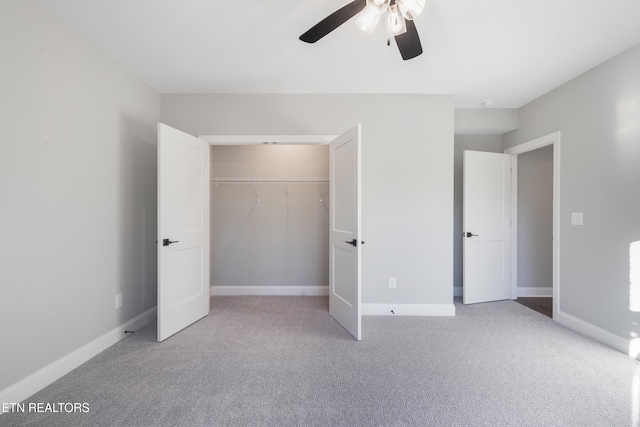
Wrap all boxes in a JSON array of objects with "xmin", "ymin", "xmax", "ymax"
[
  {"xmin": 504, "ymin": 131, "xmax": 561, "ymax": 320},
  {"xmin": 199, "ymin": 135, "xmax": 338, "ymax": 145}
]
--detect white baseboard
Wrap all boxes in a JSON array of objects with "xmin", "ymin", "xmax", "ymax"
[
  {"xmin": 362, "ymin": 303, "xmax": 455, "ymax": 316},
  {"xmin": 211, "ymin": 286, "xmax": 329, "ymax": 296},
  {"xmin": 556, "ymin": 310, "xmax": 632, "ymax": 357},
  {"xmin": 0, "ymin": 307, "xmax": 157, "ymax": 406},
  {"xmin": 453, "ymin": 286, "xmax": 552, "ymax": 298}
]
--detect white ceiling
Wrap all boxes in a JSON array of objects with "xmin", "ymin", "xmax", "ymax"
[{"xmin": 36, "ymin": 0, "xmax": 640, "ymax": 108}]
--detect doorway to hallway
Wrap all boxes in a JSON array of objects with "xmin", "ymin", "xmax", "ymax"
[{"xmin": 516, "ymin": 297, "xmax": 552, "ymax": 318}]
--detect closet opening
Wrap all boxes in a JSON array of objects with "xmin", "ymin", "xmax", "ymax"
[
  {"xmin": 209, "ymin": 143, "xmax": 331, "ymax": 297},
  {"xmin": 199, "ymin": 134, "xmax": 338, "ymax": 299},
  {"xmin": 197, "ymin": 129, "xmax": 363, "ymax": 340}
]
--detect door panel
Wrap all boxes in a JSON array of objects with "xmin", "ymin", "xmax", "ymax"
[
  {"xmin": 158, "ymin": 123, "xmax": 210, "ymax": 342},
  {"xmin": 329, "ymin": 125, "xmax": 361, "ymax": 340},
  {"xmin": 333, "ymin": 246, "xmax": 355, "ymax": 305},
  {"xmin": 165, "ymin": 247, "xmax": 204, "ymax": 304},
  {"xmin": 463, "ymin": 150, "xmax": 512, "ymax": 305}
]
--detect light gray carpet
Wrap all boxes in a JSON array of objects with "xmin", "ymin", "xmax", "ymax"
[{"xmin": 1, "ymin": 296, "xmax": 639, "ymax": 426}]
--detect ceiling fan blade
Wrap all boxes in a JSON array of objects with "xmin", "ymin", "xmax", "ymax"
[
  {"xmin": 395, "ymin": 19, "xmax": 423, "ymax": 60},
  {"xmin": 299, "ymin": 0, "xmax": 367, "ymax": 43}
]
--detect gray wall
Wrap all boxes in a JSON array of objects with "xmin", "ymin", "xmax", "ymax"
[
  {"xmin": 455, "ymin": 109, "xmax": 518, "ymax": 135},
  {"xmin": 503, "ymin": 43, "xmax": 640, "ymax": 340},
  {"xmin": 517, "ymin": 145, "xmax": 553, "ymax": 290},
  {"xmin": 453, "ymin": 135, "xmax": 504, "ymax": 292},
  {"xmin": 210, "ymin": 145, "xmax": 329, "ymax": 288},
  {"xmin": 162, "ymin": 94, "xmax": 455, "ymax": 306},
  {"xmin": 0, "ymin": 1, "xmax": 160, "ymax": 392}
]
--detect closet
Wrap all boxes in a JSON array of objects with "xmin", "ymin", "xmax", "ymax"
[{"xmin": 210, "ymin": 144, "xmax": 330, "ymax": 294}]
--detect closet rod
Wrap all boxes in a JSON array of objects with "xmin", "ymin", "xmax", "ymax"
[{"xmin": 210, "ymin": 178, "xmax": 329, "ymax": 183}]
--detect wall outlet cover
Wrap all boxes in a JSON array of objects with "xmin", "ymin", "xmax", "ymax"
[{"xmin": 571, "ymin": 212, "xmax": 584, "ymax": 226}]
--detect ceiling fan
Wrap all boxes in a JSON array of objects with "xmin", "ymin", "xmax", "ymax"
[{"xmin": 299, "ymin": 0, "xmax": 424, "ymax": 60}]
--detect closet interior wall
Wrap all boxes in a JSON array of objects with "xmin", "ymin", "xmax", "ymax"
[{"xmin": 210, "ymin": 144, "xmax": 330, "ymax": 292}]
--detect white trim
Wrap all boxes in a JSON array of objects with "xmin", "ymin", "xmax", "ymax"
[
  {"xmin": 552, "ymin": 136, "xmax": 561, "ymax": 320},
  {"xmin": 504, "ymin": 131, "xmax": 561, "ymax": 320},
  {"xmin": 510, "ymin": 155, "xmax": 519, "ymax": 300},
  {"xmin": 210, "ymin": 286, "xmax": 329, "ymax": 296},
  {"xmin": 0, "ymin": 307, "xmax": 157, "ymax": 405},
  {"xmin": 556, "ymin": 310, "xmax": 631, "ymax": 356},
  {"xmin": 517, "ymin": 287, "xmax": 553, "ymax": 297},
  {"xmin": 504, "ymin": 132, "xmax": 560, "ymax": 155},
  {"xmin": 199, "ymin": 135, "xmax": 338, "ymax": 145},
  {"xmin": 362, "ymin": 303, "xmax": 455, "ymax": 316}
]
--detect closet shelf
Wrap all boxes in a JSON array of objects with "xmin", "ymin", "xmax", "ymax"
[
  {"xmin": 210, "ymin": 177, "xmax": 329, "ymax": 183},
  {"xmin": 211, "ymin": 177, "xmax": 330, "ymax": 206}
]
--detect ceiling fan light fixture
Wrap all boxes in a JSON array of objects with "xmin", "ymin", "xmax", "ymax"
[
  {"xmin": 397, "ymin": 0, "xmax": 425, "ymax": 20},
  {"xmin": 299, "ymin": 0, "xmax": 423, "ymax": 60},
  {"xmin": 355, "ymin": 3, "xmax": 382, "ymax": 34},
  {"xmin": 370, "ymin": 0, "xmax": 391, "ymax": 13},
  {"xmin": 386, "ymin": 4, "xmax": 407, "ymax": 36}
]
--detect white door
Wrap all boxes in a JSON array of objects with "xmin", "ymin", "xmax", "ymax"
[
  {"xmin": 463, "ymin": 150, "xmax": 512, "ymax": 304},
  {"xmin": 329, "ymin": 125, "xmax": 362, "ymax": 340},
  {"xmin": 157, "ymin": 123, "xmax": 210, "ymax": 342}
]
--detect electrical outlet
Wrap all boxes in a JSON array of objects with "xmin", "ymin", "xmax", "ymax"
[
  {"xmin": 116, "ymin": 293, "xmax": 122, "ymax": 309},
  {"xmin": 389, "ymin": 277, "xmax": 397, "ymax": 289}
]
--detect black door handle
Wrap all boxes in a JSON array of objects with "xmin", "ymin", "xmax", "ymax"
[
  {"xmin": 463, "ymin": 232, "xmax": 478, "ymax": 238},
  {"xmin": 345, "ymin": 239, "xmax": 357, "ymax": 247},
  {"xmin": 163, "ymin": 238, "xmax": 179, "ymax": 246}
]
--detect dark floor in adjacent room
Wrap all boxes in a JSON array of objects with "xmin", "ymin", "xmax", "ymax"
[{"xmin": 516, "ymin": 297, "xmax": 552, "ymax": 318}]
